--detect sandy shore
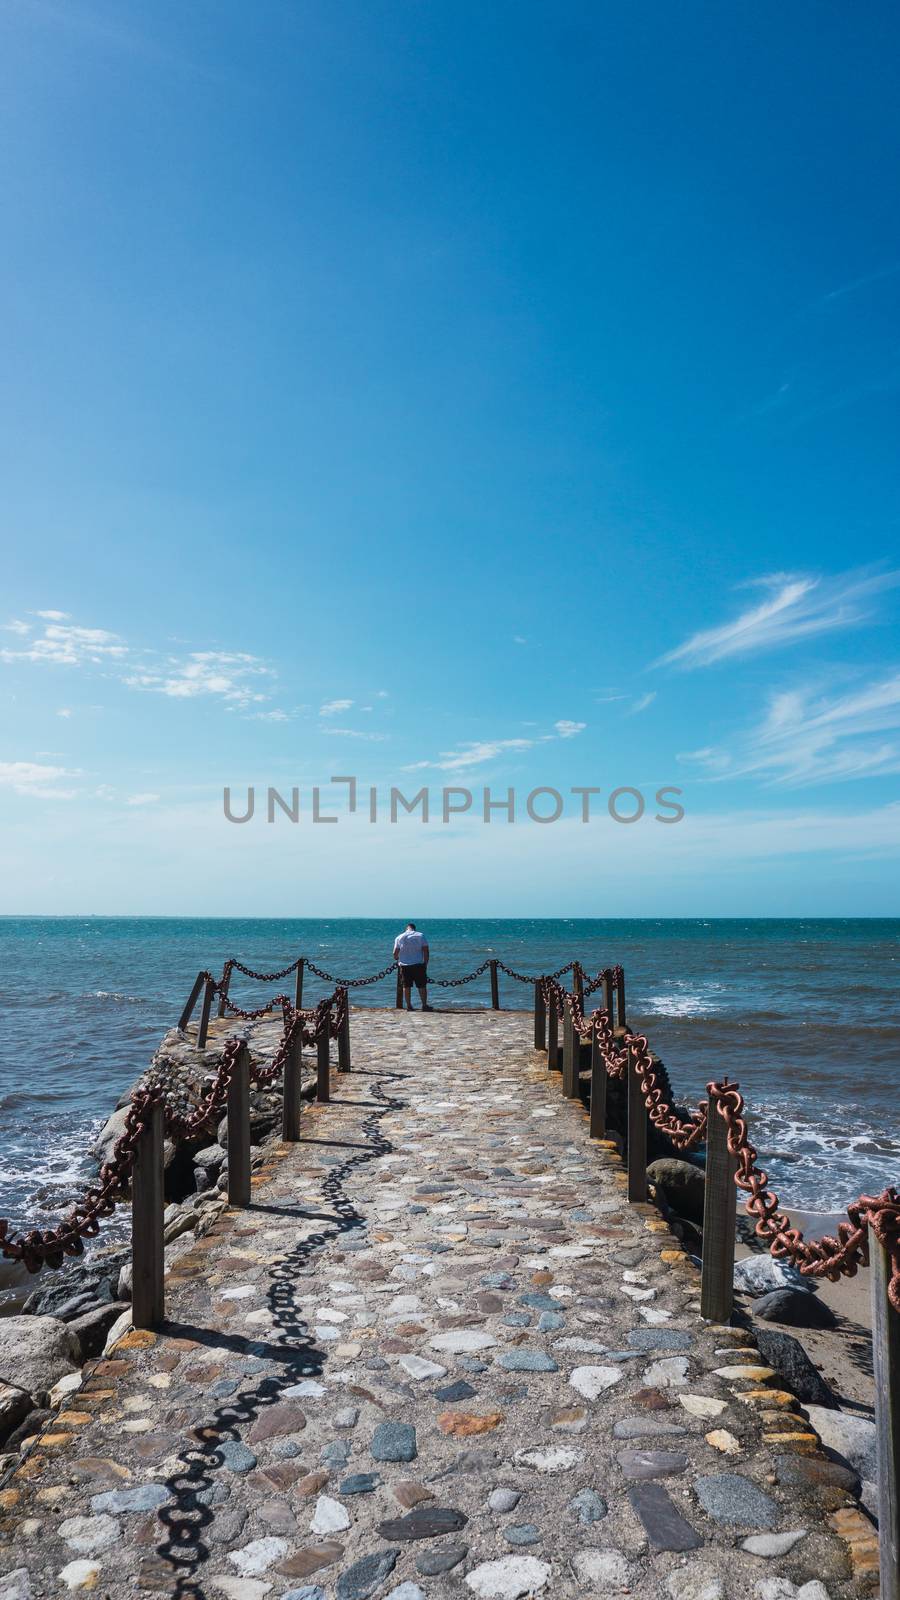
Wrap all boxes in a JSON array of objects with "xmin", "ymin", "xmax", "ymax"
[{"xmin": 736, "ymin": 1207, "xmax": 875, "ymax": 1413}]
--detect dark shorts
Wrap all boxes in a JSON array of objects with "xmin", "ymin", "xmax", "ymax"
[{"xmin": 400, "ymin": 962, "xmax": 427, "ymax": 987}]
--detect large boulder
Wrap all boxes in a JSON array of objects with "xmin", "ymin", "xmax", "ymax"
[
  {"xmin": 0, "ymin": 1316, "xmax": 81, "ymax": 1402},
  {"xmin": 68, "ymin": 1302, "xmax": 132, "ymax": 1360},
  {"xmin": 647, "ymin": 1158, "xmax": 706, "ymax": 1225},
  {"xmin": 752, "ymin": 1327, "xmax": 837, "ymax": 1408},
  {"xmin": 752, "ymin": 1287, "xmax": 836, "ymax": 1328},
  {"xmin": 734, "ymin": 1255, "xmax": 811, "ymax": 1297},
  {"xmin": 802, "ymin": 1405, "xmax": 877, "ymax": 1482},
  {"xmin": 23, "ymin": 1249, "xmax": 130, "ymax": 1321}
]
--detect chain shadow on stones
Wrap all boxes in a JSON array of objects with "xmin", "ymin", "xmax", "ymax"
[{"xmin": 153, "ymin": 1067, "xmax": 407, "ymax": 1600}]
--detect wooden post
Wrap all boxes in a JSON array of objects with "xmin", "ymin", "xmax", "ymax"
[
  {"xmin": 282, "ymin": 1029, "xmax": 302, "ymax": 1142},
  {"xmin": 573, "ymin": 963, "xmax": 584, "ymax": 1004},
  {"xmin": 197, "ymin": 976, "xmax": 215, "ymax": 1049},
  {"xmin": 227, "ymin": 1042, "xmax": 251, "ymax": 1207},
  {"xmin": 395, "ymin": 968, "xmax": 404, "ymax": 1009},
  {"xmin": 216, "ymin": 963, "xmax": 232, "ymax": 1019},
  {"xmin": 562, "ymin": 1007, "xmax": 579, "ymax": 1098},
  {"xmin": 489, "ymin": 960, "xmax": 500, "ymax": 1010},
  {"xmin": 294, "ymin": 958, "xmax": 305, "ymax": 1010},
  {"xmin": 338, "ymin": 997, "xmax": 351, "ymax": 1072},
  {"xmin": 589, "ymin": 1024, "xmax": 606, "ymax": 1138},
  {"xmin": 317, "ymin": 1024, "xmax": 330, "ymax": 1102},
  {"xmin": 700, "ymin": 1088, "xmax": 738, "ymax": 1322},
  {"xmin": 533, "ymin": 981, "xmax": 546, "ymax": 1049},
  {"xmin": 627, "ymin": 1042, "xmax": 648, "ymax": 1203},
  {"xmin": 870, "ymin": 1226, "xmax": 900, "ymax": 1600},
  {"xmin": 178, "ymin": 970, "xmax": 205, "ymax": 1032},
  {"xmin": 131, "ymin": 1101, "xmax": 164, "ymax": 1330},
  {"xmin": 601, "ymin": 970, "xmax": 613, "ymax": 1023},
  {"xmin": 547, "ymin": 997, "xmax": 560, "ymax": 1071},
  {"xmin": 615, "ymin": 969, "xmax": 626, "ymax": 1028}
]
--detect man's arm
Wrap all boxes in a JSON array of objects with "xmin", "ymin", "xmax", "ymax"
[
  {"xmin": 422, "ymin": 942, "xmax": 429, "ymax": 967},
  {"xmin": 392, "ymin": 941, "xmax": 400, "ymax": 960}
]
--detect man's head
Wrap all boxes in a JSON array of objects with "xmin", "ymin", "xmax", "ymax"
[{"xmin": 407, "ymin": 922, "xmax": 416, "ymax": 930}]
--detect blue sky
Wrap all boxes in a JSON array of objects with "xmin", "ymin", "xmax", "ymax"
[{"xmin": 2, "ymin": 0, "xmax": 900, "ymax": 914}]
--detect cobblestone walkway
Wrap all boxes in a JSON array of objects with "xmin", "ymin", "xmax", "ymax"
[{"xmin": 0, "ymin": 1011, "xmax": 876, "ymax": 1600}]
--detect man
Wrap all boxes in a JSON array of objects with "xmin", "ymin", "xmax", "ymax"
[{"xmin": 393, "ymin": 922, "xmax": 432, "ymax": 1012}]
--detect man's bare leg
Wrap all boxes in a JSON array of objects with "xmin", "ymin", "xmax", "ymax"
[
  {"xmin": 403, "ymin": 978, "xmax": 414, "ymax": 1011},
  {"xmin": 417, "ymin": 981, "xmax": 431, "ymax": 1011}
]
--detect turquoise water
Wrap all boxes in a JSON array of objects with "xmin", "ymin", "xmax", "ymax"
[{"xmin": 0, "ymin": 917, "xmax": 898, "ymax": 1230}]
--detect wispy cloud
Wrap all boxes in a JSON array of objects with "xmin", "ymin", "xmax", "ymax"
[
  {"xmin": 36, "ymin": 609, "xmax": 70, "ymax": 622},
  {"xmin": 554, "ymin": 720, "xmax": 586, "ymax": 738},
  {"xmin": 320, "ymin": 698, "xmax": 353, "ymax": 717},
  {"xmin": 125, "ymin": 652, "xmax": 270, "ymax": 706},
  {"xmin": 126, "ymin": 792, "xmax": 161, "ymax": 806},
  {"xmin": 628, "ymin": 692, "xmax": 656, "ymax": 715},
  {"xmin": 319, "ymin": 727, "xmax": 389, "ymax": 741},
  {"xmin": 0, "ymin": 760, "xmax": 80, "ymax": 799},
  {"xmin": 2, "ymin": 620, "xmax": 31, "ymax": 636},
  {"xmin": 656, "ymin": 567, "xmax": 900, "ymax": 670},
  {"xmin": 57, "ymin": 707, "xmax": 72, "ymax": 719},
  {"xmin": 679, "ymin": 669, "xmax": 900, "ymax": 787},
  {"xmin": 1, "ymin": 620, "xmax": 127, "ymax": 666},
  {"xmin": 404, "ymin": 719, "xmax": 586, "ymax": 772}
]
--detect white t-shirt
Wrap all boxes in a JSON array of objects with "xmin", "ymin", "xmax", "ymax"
[{"xmin": 394, "ymin": 928, "xmax": 427, "ymax": 965}]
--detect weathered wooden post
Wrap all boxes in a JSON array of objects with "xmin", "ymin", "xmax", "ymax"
[
  {"xmin": 489, "ymin": 960, "xmax": 500, "ymax": 1010},
  {"xmin": 547, "ymin": 995, "xmax": 560, "ymax": 1070},
  {"xmin": 700, "ymin": 1089, "xmax": 738, "ymax": 1322},
  {"xmin": 870, "ymin": 1227, "xmax": 900, "ymax": 1600},
  {"xmin": 131, "ymin": 1101, "xmax": 164, "ymax": 1330},
  {"xmin": 589, "ymin": 1024, "xmax": 607, "ymax": 1138},
  {"xmin": 178, "ymin": 970, "xmax": 206, "ymax": 1032},
  {"xmin": 627, "ymin": 1041, "xmax": 648, "ymax": 1203},
  {"xmin": 562, "ymin": 1007, "xmax": 579, "ymax": 1099},
  {"xmin": 294, "ymin": 958, "xmax": 305, "ymax": 1010},
  {"xmin": 317, "ymin": 1021, "xmax": 330, "ymax": 1101},
  {"xmin": 197, "ymin": 976, "xmax": 215, "ymax": 1049},
  {"xmin": 282, "ymin": 1028, "xmax": 302, "ymax": 1142},
  {"xmin": 216, "ymin": 964, "xmax": 232, "ymax": 1019},
  {"xmin": 601, "ymin": 970, "xmax": 613, "ymax": 1023},
  {"xmin": 533, "ymin": 981, "xmax": 546, "ymax": 1049},
  {"xmin": 395, "ymin": 968, "xmax": 404, "ymax": 1009},
  {"xmin": 615, "ymin": 969, "xmax": 626, "ymax": 1028},
  {"xmin": 573, "ymin": 963, "xmax": 584, "ymax": 1004},
  {"xmin": 338, "ymin": 995, "xmax": 351, "ymax": 1072},
  {"xmin": 227, "ymin": 1042, "xmax": 251, "ymax": 1207}
]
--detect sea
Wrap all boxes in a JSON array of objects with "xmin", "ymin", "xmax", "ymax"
[{"xmin": 0, "ymin": 917, "xmax": 897, "ymax": 1277}]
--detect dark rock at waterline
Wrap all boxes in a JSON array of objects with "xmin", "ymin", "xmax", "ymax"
[
  {"xmin": 752, "ymin": 1287, "xmax": 837, "ymax": 1329},
  {"xmin": 68, "ymin": 1300, "xmax": 132, "ymax": 1358},
  {"xmin": 752, "ymin": 1327, "xmax": 837, "ymax": 1408},
  {"xmin": 23, "ymin": 1249, "xmax": 130, "ymax": 1320},
  {"xmin": 647, "ymin": 1158, "xmax": 706, "ymax": 1226},
  {"xmin": 3, "ymin": 1407, "xmax": 49, "ymax": 1452}
]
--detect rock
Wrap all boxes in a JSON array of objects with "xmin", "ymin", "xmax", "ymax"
[
  {"xmin": 415, "ymin": 1543, "xmax": 468, "ymax": 1575},
  {"xmin": 753, "ymin": 1289, "xmax": 836, "ymax": 1328},
  {"xmin": 513, "ymin": 1445, "xmax": 580, "ymax": 1473},
  {"xmin": 371, "ymin": 1422, "xmax": 417, "ymax": 1462},
  {"xmin": 569, "ymin": 1365, "xmax": 622, "ymax": 1399},
  {"xmin": 430, "ymin": 1329, "xmax": 498, "ymax": 1353},
  {"xmin": 0, "ymin": 1572, "xmax": 30, "ymax": 1600},
  {"xmin": 219, "ymin": 1440, "xmax": 257, "ymax": 1474},
  {"xmin": 398, "ymin": 1355, "xmax": 446, "ymax": 1381},
  {"xmin": 679, "ymin": 1394, "xmax": 727, "ymax": 1418},
  {"xmin": 335, "ymin": 1550, "xmax": 399, "ymax": 1599},
  {"xmin": 282, "ymin": 1590, "xmax": 327, "ymax": 1600},
  {"xmin": 695, "ymin": 1472, "xmax": 779, "ymax": 1527},
  {"xmin": 249, "ymin": 1403, "xmax": 306, "ymax": 1443},
  {"xmin": 643, "ymin": 1357, "xmax": 690, "ymax": 1387},
  {"xmin": 436, "ymin": 1380, "xmax": 476, "ymax": 1402},
  {"xmin": 774, "ymin": 1453, "xmax": 860, "ymax": 1495},
  {"xmin": 341, "ymin": 1473, "xmax": 380, "ymax": 1495},
  {"xmin": 614, "ymin": 1416, "xmax": 687, "ymax": 1439},
  {"xmin": 496, "ymin": 1350, "xmax": 557, "ymax": 1373},
  {"xmin": 0, "ymin": 1316, "xmax": 80, "ymax": 1399},
  {"xmin": 734, "ymin": 1257, "xmax": 811, "ymax": 1297},
  {"xmin": 572, "ymin": 1550, "xmax": 630, "ymax": 1585},
  {"xmin": 310, "ymin": 1496, "xmax": 351, "ymax": 1534},
  {"xmin": 376, "ymin": 1506, "xmax": 468, "ymax": 1540},
  {"xmin": 194, "ymin": 1142, "xmax": 226, "ymax": 1169},
  {"xmin": 743, "ymin": 1530, "xmax": 808, "ymax": 1557},
  {"xmin": 59, "ymin": 1565, "xmax": 102, "ymax": 1594},
  {"xmin": 666, "ymin": 1569, "xmax": 725, "ymax": 1600},
  {"xmin": 627, "ymin": 1327, "xmax": 693, "ymax": 1350},
  {"xmin": 91, "ymin": 1485, "xmax": 170, "ymax": 1513},
  {"xmin": 489, "ymin": 1487, "xmax": 521, "ymax": 1513},
  {"xmin": 384, "ymin": 1587, "xmax": 426, "ymax": 1600},
  {"xmin": 755, "ymin": 1585, "xmax": 830, "ymax": 1600},
  {"xmin": 617, "ymin": 1448, "xmax": 688, "ymax": 1478},
  {"xmin": 752, "ymin": 1329, "xmax": 837, "ymax": 1407},
  {"xmin": 58, "ymin": 1514, "xmax": 121, "ymax": 1556},
  {"xmin": 68, "ymin": 1301, "xmax": 131, "ymax": 1359},
  {"xmin": 628, "ymin": 1482, "xmax": 703, "ymax": 1550},
  {"xmin": 277, "ymin": 1543, "xmax": 344, "ymax": 1582},
  {"xmin": 706, "ymin": 1429, "xmax": 740, "ymax": 1453},
  {"xmin": 465, "ymin": 1555, "xmax": 551, "ymax": 1597},
  {"xmin": 802, "ymin": 1405, "xmax": 877, "ymax": 1481},
  {"xmin": 438, "ymin": 1410, "xmax": 503, "ymax": 1435},
  {"xmin": 228, "ymin": 1538, "xmax": 290, "ymax": 1576},
  {"xmin": 569, "ymin": 1487, "xmax": 607, "ymax": 1523},
  {"xmin": 648, "ymin": 1158, "xmax": 706, "ymax": 1224},
  {"xmin": 0, "ymin": 1386, "xmax": 32, "ymax": 1448}
]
